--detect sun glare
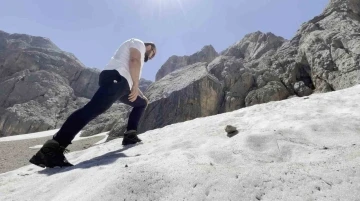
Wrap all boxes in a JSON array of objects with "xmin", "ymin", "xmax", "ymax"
[{"xmin": 151, "ymin": 0, "xmax": 187, "ymax": 18}]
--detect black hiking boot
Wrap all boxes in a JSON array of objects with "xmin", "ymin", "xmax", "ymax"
[
  {"xmin": 29, "ymin": 139, "xmax": 73, "ymax": 168},
  {"xmin": 122, "ymin": 130, "xmax": 142, "ymax": 145}
]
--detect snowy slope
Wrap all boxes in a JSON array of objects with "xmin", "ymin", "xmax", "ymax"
[{"xmin": 1, "ymin": 85, "xmax": 360, "ymax": 201}]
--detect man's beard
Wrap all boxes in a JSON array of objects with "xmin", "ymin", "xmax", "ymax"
[{"xmin": 144, "ymin": 53, "xmax": 149, "ymax": 62}]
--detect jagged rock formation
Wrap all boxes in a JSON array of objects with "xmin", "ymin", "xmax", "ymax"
[
  {"xmin": 1, "ymin": 0, "xmax": 359, "ymax": 138},
  {"xmin": 296, "ymin": 0, "xmax": 360, "ymax": 92},
  {"xmin": 139, "ymin": 62, "xmax": 224, "ymax": 133},
  {"xmin": 0, "ymin": 31, "xmax": 100, "ymax": 136},
  {"xmin": 213, "ymin": 32, "xmax": 288, "ymax": 110},
  {"xmin": 155, "ymin": 45, "xmax": 219, "ymax": 81},
  {"xmin": 109, "ymin": 0, "xmax": 360, "ymax": 136}
]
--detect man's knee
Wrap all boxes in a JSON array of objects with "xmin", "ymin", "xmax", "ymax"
[
  {"xmin": 139, "ymin": 99, "xmax": 148, "ymax": 108},
  {"xmin": 135, "ymin": 97, "xmax": 148, "ymax": 109}
]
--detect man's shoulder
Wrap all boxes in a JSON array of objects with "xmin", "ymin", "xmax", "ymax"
[
  {"xmin": 125, "ymin": 38, "xmax": 145, "ymax": 53},
  {"xmin": 125, "ymin": 38, "xmax": 145, "ymax": 46},
  {"xmin": 129, "ymin": 38, "xmax": 144, "ymax": 44}
]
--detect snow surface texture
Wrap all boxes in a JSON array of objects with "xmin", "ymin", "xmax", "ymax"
[{"xmin": 1, "ymin": 85, "xmax": 360, "ymax": 201}]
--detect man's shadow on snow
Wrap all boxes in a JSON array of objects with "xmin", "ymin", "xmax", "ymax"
[{"xmin": 38, "ymin": 143, "xmax": 140, "ymax": 176}]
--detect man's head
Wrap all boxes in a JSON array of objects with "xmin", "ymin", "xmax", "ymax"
[{"xmin": 144, "ymin": 42, "xmax": 156, "ymax": 62}]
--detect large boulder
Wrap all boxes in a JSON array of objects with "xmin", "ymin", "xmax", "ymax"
[
  {"xmin": 245, "ymin": 81, "xmax": 290, "ymax": 106},
  {"xmin": 108, "ymin": 62, "xmax": 224, "ymax": 138}
]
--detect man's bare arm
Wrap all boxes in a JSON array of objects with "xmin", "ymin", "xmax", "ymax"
[
  {"xmin": 128, "ymin": 47, "xmax": 141, "ymax": 102},
  {"xmin": 129, "ymin": 47, "xmax": 141, "ymax": 87}
]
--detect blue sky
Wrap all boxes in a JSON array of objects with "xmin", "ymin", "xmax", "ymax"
[{"xmin": 0, "ymin": 0, "xmax": 329, "ymax": 81}]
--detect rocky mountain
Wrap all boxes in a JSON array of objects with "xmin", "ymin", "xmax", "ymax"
[
  {"xmin": 1, "ymin": 0, "xmax": 358, "ymax": 138},
  {"xmin": 155, "ymin": 45, "xmax": 219, "ymax": 81},
  {"xmin": 0, "ymin": 31, "xmax": 152, "ymax": 137},
  {"xmin": 109, "ymin": 0, "xmax": 359, "ymax": 137},
  {"xmin": 0, "ymin": 31, "xmax": 97, "ymax": 136}
]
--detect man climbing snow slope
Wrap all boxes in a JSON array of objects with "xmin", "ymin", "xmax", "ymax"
[{"xmin": 29, "ymin": 38, "xmax": 157, "ymax": 168}]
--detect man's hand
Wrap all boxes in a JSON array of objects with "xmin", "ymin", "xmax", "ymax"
[{"xmin": 128, "ymin": 85, "xmax": 139, "ymax": 102}]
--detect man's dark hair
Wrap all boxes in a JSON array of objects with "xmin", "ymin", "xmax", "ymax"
[{"xmin": 144, "ymin": 42, "xmax": 156, "ymax": 50}]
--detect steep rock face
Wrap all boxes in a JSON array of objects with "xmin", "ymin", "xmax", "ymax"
[
  {"xmin": 108, "ymin": 0, "xmax": 359, "ymax": 137},
  {"xmin": 0, "ymin": 31, "xmax": 60, "ymax": 51},
  {"xmin": 0, "ymin": 70, "xmax": 75, "ymax": 136},
  {"xmin": 108, "ymin": 62, "xmax": 224, "ymax": 138},
  {"xmin": 0, "ymin": 31, "xmax": 98, "ymax": 136},
  {"xmin": 0, "ymin": 31, "xmax": 99, "ymax": 99},
  {"xmin": 155, "ymin": 45, "xmax": 219, "ymax": 81},
  {"xmin": 220, "ymin": 0, "xmax": 360, "ymax": 101},
  {"xmin": 295, "ymin": 0, "xmax": 360, "ymax": 92},
  {"xmin": 216, "ymin": 32, "xmax": 289, "ymax": 111},
  {"xmin": 209, "ymin": 32, "xmax": 289, "ymax": 112},
  {"xmin": 207, "ymin": 56, "xmax": 253, "ymax": 111}
]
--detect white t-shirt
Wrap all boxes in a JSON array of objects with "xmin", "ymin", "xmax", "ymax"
[{"xmin": 104, "ymin": 38, "xmax": 145, "ymax": 90}]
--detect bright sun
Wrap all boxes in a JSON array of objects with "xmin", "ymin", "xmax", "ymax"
[{"xmin": 150, "ymin": 0, "xmax": 187, "ymax": 17}]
